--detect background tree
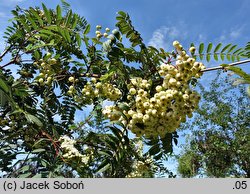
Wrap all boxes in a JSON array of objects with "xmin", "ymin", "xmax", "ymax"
[{"xmin": 177, "ymin": 74, "xmax": 250, "ymax": 178}]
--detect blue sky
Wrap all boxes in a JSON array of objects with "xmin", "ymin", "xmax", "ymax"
[
  {"xmin": 1, "ymin": 0, "xmax": 250, "ymax": 74},
  {"xmin": 1, "ymin": 0, "xmax": 250, "ymax": 50},
  {"xmin": 0, "ymin": 0, "xmax": 250, "ymax": 176}
]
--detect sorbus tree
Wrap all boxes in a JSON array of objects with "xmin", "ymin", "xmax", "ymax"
[{"xmin": 0, "ymin": 2, "xmax": 249, "ymax": 177}]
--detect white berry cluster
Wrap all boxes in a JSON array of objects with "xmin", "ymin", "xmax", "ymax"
[
  {"xmin": 67, "ymin": 76, "xmax": 122, "ymax": 103},
  {"xmin": 102, "ymin": 41, "xmax": 205, "ymax": 138},
  {"xmin": 34, "ymin": 52, "xmax": 57, "ymax": 86},
  {"xmin": 126, "ymin": 160, "xmax": 152, "ymax": 178},
  {"xmin": 102, "ymin": 105, "xmax": 122, "ymax": 121},
  {"xmin": 95, "ymin": 24, "xmax": 121, "ymax": 48},
  {"xmin": 78, "ymin": 78, "xmax": 122, "ymax": 102},
  {"xmin": 59, "ymin": 135, "xmax": 89, "ymax": 165},
  {"xmin": 95, "ymin": 25, "xmax": 111, "ymax": 39},
  {"xmin": 126, "ymin": 139, "xmax": 156, "ymax": 178}
]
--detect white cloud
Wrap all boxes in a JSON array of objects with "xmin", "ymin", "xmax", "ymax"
[
  {"xmin": 218, "ymin": 25, "xmax": 245, "ymax": 42},
  {"xmin": 0, "ymin": 12, "xmax": 7, "ymax": 18},
  {"xmin": 4, "ymin": 0, "xmax": 25, "ymax": 3},
  {"xmin": 0, "ymin": 11, "xmax": 12, "ymax": 23},
  {"xmin": 0, "ymin": 0, "xmax": 26, "ymax": 7},
  {"xmin": 148, "ymin": 28, "xmax": 165, "ymax": 48},
  {"xmin": 197, "ymin": 34, "xmax": 207, "ymax": 43},
  {"xmin": 229, "ymin": 27, "xmax": 243, "ymax": 39},
  {"xmin": 148, "ymin": 25, "xmax": 187, "ymax": 50}
]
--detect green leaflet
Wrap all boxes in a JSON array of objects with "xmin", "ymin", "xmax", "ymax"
[
  {"xmin": 244, "ymin": 42, "xmax": 250, "ymax": 58},
  {"xmin": 214, "ymin": 53, "xmax": 218, "ymax": 61},
  {"xmin": 0, "ymin": 78, "xmax": 9, "ymax": 93},
  {"xmin": 71, "ymin": 14, "xmax": 79, "ymax": 29},
  {"xmin": 231, "ymin": 55, "xmax": 235, "ymax": 62},
  {"xmin": 0, "ymin": 90, "xmax": 8, "ymax": 106},
  {"xmin": 30, "ymin": 8, "xmax": 44, "ymax": 26},
  {"xmin": 228, "ymin": 45, "xmax": 237, "ymax": 53},
  {"xmin": 75, "ymin": 33, "xmax": 82, "ymax": 47},
  {"xmin": 148, "ymin": 144, "xmax": 161, "ymax": 155},
  {"xmin": 33, "ymin": 50, "xmax": 41, "ymax": 60},
  {"xmin": 115, "ymin": 11, "xmax": 144, "ymax": 47},
  {"xmin": 18, "ymin": 165, "xmax": 30, "ymax": 173},
  {"xmin": 221, "ymin": 64, "xmax": 250, "ymax": 81},
  {"xmin": 56, "ymin": 5, "xmax": 62, "ymax": 22},
  {"xmin": 97, "ymin": 151, "xmax": 113, "ymax": 158},
  {"xmin": 207, "ymin": 42, "xmax": 213, "ymax": 53},
  {"xmin": 96, "ymin": 161, "xmax": 111, "ymax": 173},
  {"xmin": 233, "ymin": 48, "xmax": 242, "ymax": 55},
  {"xmin": 99, "ymin": 71, "xmax": 115, "ymax": 81},
  {"xmin": 19, "ymin": 17, "xmax": 31, "ymax": 31},
  {"xmin": 57, "ymin": 26, "xmax": 67, "ymax": 41},
  {"xmin": 64, "ymin": 29, "xmax": 71, "ymax": 43},
  {"xmin": 220, "ymin": 53, "xmax": 225, "ymax": 60},
  {"xmin": 26, "ymin": 14, "xmax": 38, "ymax": 29},
  {"xmin": 61, "ymin": 0, "xmax": 71, "ymax": 13},
  {"xmin": 199, "ymin": 43, "xmax": 204, "ymax": 54},
  {"xmin": 84, "ymin": 24, "xmax": 91, "ymax": 35},
  {"xmin": 65, "ymin": 10, "xmax": 72, "ymax": 27},
  {"xmin": 221, "ymin": 44, "xmax": 232, "ymax": 53},
  {"xmin": 39, "ymin": 29, "xmax": 55, "ymax": 36},
  {"xmin": 109, "ymin": 126, "xmax": 123, "ymax": 141},
  {"xmin": 42, "ymin": 3, "xmax": 52, "ymax": 24},
  {"xmin": 117, "ymin": 11, "xmax": 127, "ymax": 18},
  {"xmin": 25, "ymin": 113, "xmax": 43, "ymax": 127},
  {"xmin": 214, "ymin": 43, "xmax": 222, "ymax": 53},
  {"xmin": 206, "ymin": 54, "xmax": 211, "ymax": 62},
  {"xmin": 32, "ymin": 138, "xmax": 48, "ymax": 148},
  {"xmin": 195, "ymin": 42, "xmax": 245, "ymax": 62}
]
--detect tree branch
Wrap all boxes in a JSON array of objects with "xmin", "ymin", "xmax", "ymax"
[
  {"xmin": 201, "ymin": 59, "xmax": 250, "ymax": 72},
  {"xmin": 0, "ymin": 60, "xmax": 16, "ymax": 69},
  {"xmin": 0, "ymin": 45, "xmax": 13, "ymax": 59}
]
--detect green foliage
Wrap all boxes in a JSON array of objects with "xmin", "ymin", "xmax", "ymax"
[
  {"xmin": 191, "ymin": 42, "xmax": 246, "ymax": 62},
  {"xmin": 222, "ymin": 65, "xmax": 250, "ymax": 83},
  {"xmin": 220, "ymin": 64, "xmax": 250, "ymax": 97},
  {"xmin": 0, "ymin": 3, "xmax": 176, "ymax": 177},
  {"xmin": 177, "ymin": 74, "xmax": 250, "ymax": 177},
  {"xmin": 116, "ymin": 11, "xmax": 144, "ymax": 47},
  {"xmin": 177, "ymin": 150, "xmax": 201, "ymax": 178}
]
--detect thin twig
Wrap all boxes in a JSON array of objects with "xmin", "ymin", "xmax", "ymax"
[
  {"xmin": 0, "ymin": 60, "xmax": 16, "ymax": 69},
  {"xmin": 0, "ymin": 29, "xmax": 40, "ymax": 69},
  {"xmin": 201, "ymin": 59, "xmax": 250, "ymax": 72},
  {"xmin": 0, "ymin": 45, "xmax": 14, "ymax": 59}
]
